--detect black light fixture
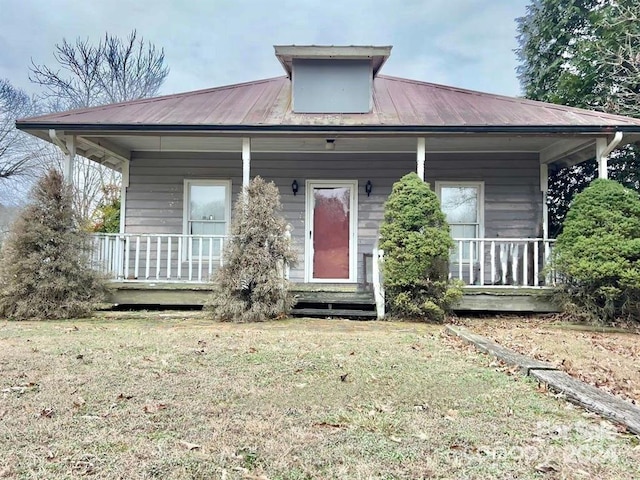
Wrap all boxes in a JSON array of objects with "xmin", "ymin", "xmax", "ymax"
[
  {"xmin": 292, "ymin": 179, "xmax": 299, "ymax": 196},
  {"xmin": 365, "ymin": 180, "xmax": 373, "ymax": 197}
]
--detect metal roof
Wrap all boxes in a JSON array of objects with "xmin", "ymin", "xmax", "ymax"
[{"xmin": 16, "ymin": 75, "xmax": 640, "ymax": 132}]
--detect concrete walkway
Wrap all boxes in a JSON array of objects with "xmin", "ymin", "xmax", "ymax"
[{"xmin": 446, "ymin": 325, "xmax": 640, "ymax": 436}]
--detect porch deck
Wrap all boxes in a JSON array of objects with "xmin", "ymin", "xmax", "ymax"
[{"xmin": 94, "ymin": 233, "xmax": 559, "ymax": 314}]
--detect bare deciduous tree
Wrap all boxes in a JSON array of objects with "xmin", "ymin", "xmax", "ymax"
[
  {"xmin": 28, "ymin": 30, "xmax": 169, "ymax": 223},
  {"xmin": 30, "ymin": 30, "xmax": 169, "ymax": 109},
  {"xmin": 0, "ymin": 79, "xmax": 54, "ymax": 206}
]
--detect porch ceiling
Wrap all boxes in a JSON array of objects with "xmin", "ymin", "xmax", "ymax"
[{"xmin": 24, "ymin": 130, "xmax": 640, "ymax": 168}]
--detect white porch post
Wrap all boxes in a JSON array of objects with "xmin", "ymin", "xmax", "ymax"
[
  {"xmin": 596, "ymin": 137, "xmax": 608, "ymax": 179},
  {"xmin": 540, "ymin": 163, "xmax": 549, "ymax": 240},
  {"xmin": 119, "ymin": 161, "xmax": 130, "ymax": 233},
  {"xmin": 242, "ymin": 137, "xmax": 251, "ymax": 188},
  {"xmin": 64, "ymin": 135, "xmax": 76, "ymax": 183},
  {"xmin": 416, "ymin": 137, "xmax": 426, "ymax": 181}
]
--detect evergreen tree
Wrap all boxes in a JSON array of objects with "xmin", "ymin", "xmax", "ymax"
[
  {"xmin": 379, "ymin": 173, "xmax": 461, "ymax": 321},
  {"xmin": 206, "ymin": 176, "xmax": 297, "ymax": 322},
  {"xmin": 0, "ymin": 169, "xmax": 108, "ymax": 320},
  {"xmin": 554, "ymin": 179, "xmax": 640, "ymax": 323},
  {"xmin": 516, "ymin": 0, "xmax": 640, "ymax": 236}
]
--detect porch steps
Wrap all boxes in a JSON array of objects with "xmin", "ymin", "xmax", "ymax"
[{"xmin": 290, "ymin": 286, "xmax": 377, "ymax": 319}]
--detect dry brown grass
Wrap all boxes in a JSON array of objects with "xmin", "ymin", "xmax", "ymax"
[
  {"xmin": 1, "ymin": 313, "xmax": 639, "ymax": 479},
  {"xmin": 459, "ymin": 316, "xmax": 640, "ymax": 405}
]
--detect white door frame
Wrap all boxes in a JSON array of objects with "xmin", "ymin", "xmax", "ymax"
[{"xmin": 305, "ymin": 180, "xmax": 358, "ymax": 283}]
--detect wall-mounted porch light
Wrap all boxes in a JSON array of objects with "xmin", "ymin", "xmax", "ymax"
[
  {"xmin": 365, "ymin": 180, "xmax": 373, "ymax": 197},
  {"xmin": 292, "ymin": 179, "xmax": 299, "ymax": 195}
]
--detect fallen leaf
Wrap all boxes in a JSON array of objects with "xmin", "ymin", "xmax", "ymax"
[
  {"xmin": 73, "ymin": 397, "xmax": 86, "ymax": 408},
  {"xmin": 248, "ymin": 347, "xmax": 257, "ymax": 354},
  {"xmin": 143, "ymin": 403, "xmax": 167, "ymax": 413},
  {"xmin": 445, "ymin": 409, "xmax": 459, "ymax": 420},
  {"xmin": 340, "ymin": 373, "xmax": 349, "ymax": 382},
  {"xmin": 117, "ymin": 393, "xmax": 134, "ymax": 401},
  {"xmin": 389, "ymin": 436, "xmax": 402, "ymax": 443},
  {"xmin": 535, "ymin": 462, "xmax": 559, "ymax": 473},
  {"xmin": 313, "ymin": 422, "xmax": 344, "ymax": 429},
  {"xmin": 76, "ymin": 354, "xmax": 84, "ymax": 360},
  {"xmin": 179, "ymin": 440, "xmax": 201, "ymax": 451},
  {"xmin": 40, "ymin": 407, "xmax": 54, "ymax": 418}
]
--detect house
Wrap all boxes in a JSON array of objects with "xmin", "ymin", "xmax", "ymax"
[{"xmin": 16, "ymin": 45, "xmax": 640, "ymax": 316}]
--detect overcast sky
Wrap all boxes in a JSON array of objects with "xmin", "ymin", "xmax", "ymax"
[{"xmin": 0, "ymin": 0, "xmax": 529, "ymax": 98}]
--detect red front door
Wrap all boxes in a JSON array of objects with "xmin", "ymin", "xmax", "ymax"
[{"xmin": 312, "ymin": 186, "xmax": 351, "ymax": 280}]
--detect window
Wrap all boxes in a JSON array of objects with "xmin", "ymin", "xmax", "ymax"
[
  {"xmin": 183, "ymin": 180, "xmax": 231, "ymax": 257},
  {"xmin": 436, "ymin": 182, "xmax": 484, "ymax": 262}
]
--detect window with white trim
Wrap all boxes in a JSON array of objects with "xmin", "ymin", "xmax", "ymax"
[
  {"xmin": 436, "ymin": 182, "xmax": 484, "ymax": 262},
  {"xmin": 183, "ymin": 180, "xmax": 231, "ymax": 256}
]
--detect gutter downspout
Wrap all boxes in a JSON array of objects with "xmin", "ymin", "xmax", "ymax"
[{"xmin": 597, "ymin": 131, "xmax": 624, "ymax": 179}]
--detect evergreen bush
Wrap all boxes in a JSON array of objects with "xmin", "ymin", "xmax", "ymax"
[
  {"xmin": 206, "ymin": 176, "xmax": 297, "ymax": 322},
  {"xmin": 553, "ymin": 178, "xmax": 640, "ymax": 324},
  {"xmin": 0, "ymin": 169, "xmax": 109, "ymax": 320},
  {"xmin": 379, "ymin": 173, "xmax": 462, "ymax": 321}
]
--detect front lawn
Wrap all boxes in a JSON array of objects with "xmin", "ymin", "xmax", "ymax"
[{"xmin": 1, "ymin": 314, "xmax": 638, "ymax": 479}]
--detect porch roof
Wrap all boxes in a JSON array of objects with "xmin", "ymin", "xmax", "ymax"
[{"xmin": 16, "ymin": 75, "xmax": 640, "ymax": 133}]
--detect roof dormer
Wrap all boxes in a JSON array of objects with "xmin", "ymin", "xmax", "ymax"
[{"xmin": 274, "ymin": 45, "xmax": 392, "ymax": 114}]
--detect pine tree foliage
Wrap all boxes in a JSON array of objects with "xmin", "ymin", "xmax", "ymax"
[
  {"xmin": 379, "ymin": 173, "xmax": 462, "ymax": 321},
  {"xmin": 0, "ymin": 169, "xmax": 109, "ymax": 320},
  {"xmin": 554, "ymin": 179, "xmax": 640, "ymax": 323},
  {"xmin": 206, "ymin": 176, "xmax": 297, "ymax": 322}
]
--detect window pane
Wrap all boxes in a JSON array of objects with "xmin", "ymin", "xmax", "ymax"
[
  {"xmin": 190, "ymin": 185, "xmax": 226, "ymax": 221},
  {"xmin": 441, "ymin": 186, "xmax": 478, "ymax": 224},
  {"xmin": 190, "ymin": 221, "xmax": 225, "ymax": 235}
]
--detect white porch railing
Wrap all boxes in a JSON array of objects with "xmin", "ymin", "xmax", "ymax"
[
  {"xmin": 451, "ymin": 237, "xmax": 556, "ymax": 287},
  {"xmin": 91, "ymin": 233, "xmax": 228, "ymax": 282}
]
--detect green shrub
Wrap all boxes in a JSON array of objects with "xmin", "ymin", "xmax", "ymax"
[
  {"xmin": 0, "ymin": 169, "xmax": 109, "ymax": 320},
  {"xmin": 553, "ymin": 178, "xmax": 640, "ymax": 324},
  {"xmin": 205, "ymin": 176, "xmax": 297, "ymax": 322},
  {"xmin": 379, "ymin": 173, "xmax": 462, "ymax": 321}
]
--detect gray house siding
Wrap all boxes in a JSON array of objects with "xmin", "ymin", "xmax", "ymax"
[{"xmin": 125, "ymin": 151, "xmax": 541, "ymax": 284}]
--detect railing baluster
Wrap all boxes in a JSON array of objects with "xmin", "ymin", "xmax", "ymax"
[
  {"xmin": 479, "ymin": 240, "xmax": 485, "ymax": 286},
  {"xmin": 198, "ymin": 237, "xmax": 203, "ymax": 282},
  {"xmin": 156, "ymin": 237, "xmax": 161, "ymax": 280},
  {"xmin": 523, "ymin": 242, "xmax": 529, "ymax": 286},
  {"xmin": 145, "ymin": 237, "xmax": 151, "ymax": 279},
  {"xmin": 490, "ymin": 241, "xmax": 495, "ymax": 286},
  {"xmin": 534, "ymin": 240, "xmax": 539, "ymax": 287},
  {"xmin": 124, "ymin": 236, "xmax": 130, "ymax": 280},
  {"xmin": 208, "ymin": 237, "xmax": 213, "ymax": 279},
  {"xmin": 188, "ymin": 238, "xmax": 193, "ymax": 281},
  {"xmin": 458, "ymin": 240, "xmax": 463, "ymax": 283},
  {"xmin": 134, "ymin": 236, "xmax": 140, "ymax": 280},
  {"xmin": 177, "ymin": 236, "xmax": 182, "ymax": 279},
  {"xmin": 469, "ymin": 240, "xmax": 474, "ymax": 285},
  {"xmin": 167, "ymin": 237, "xmax": 172, "ymax": 280}
]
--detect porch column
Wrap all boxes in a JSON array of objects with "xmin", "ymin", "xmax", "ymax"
[
  {"xmin": 416, "ymin": 137, "xmax": 426, "ymax": 181},
  {"xmin": 119, "ymin": 161, "xmax": 130, "ymax": 233},
  {"xmin": 596, "ymin": 138, "xmax": 608, "ymax": 179},
  {"xmin": 596, "ymin": 132, "xmax": 624, "ymax": 180},
  {"xmin": 540, "ymin": 163, "xmax": 549, "ymax": 240},
  {"xmin": 242, "ymin": 137, "xmax": 251, "ymax": 188},
  {"xmin": 64, "ymin": 135, "xmax": 76, "ymax": 183}
]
